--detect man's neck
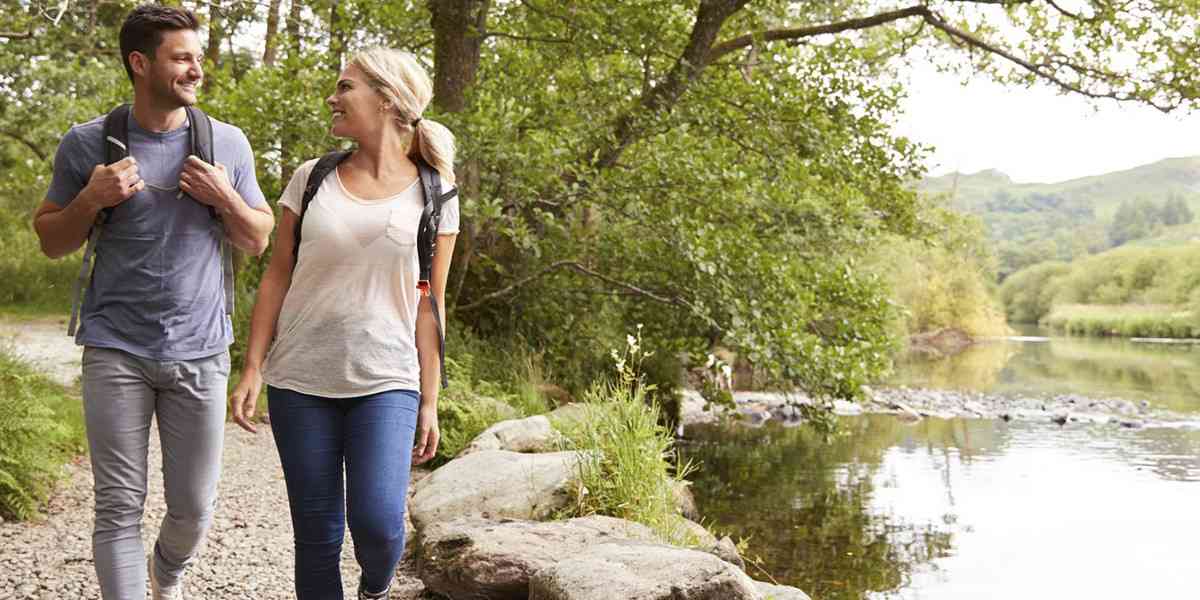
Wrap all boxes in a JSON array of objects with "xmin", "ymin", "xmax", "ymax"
[{"xmin": 130, "ymin": 93, "xmax": 187, "ymax": 132}]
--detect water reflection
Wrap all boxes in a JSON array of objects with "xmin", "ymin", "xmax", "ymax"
[
  {"xmin": 680, "ymin": 417, "xmax": 957, "ymax": 600},
  {"xmin": 683, "ymin": 416, "xmax": 1200, "ymax": 599},
  {"xmin": 890, "ymin": 330, "xmax": 1200, "ymax": 412}
]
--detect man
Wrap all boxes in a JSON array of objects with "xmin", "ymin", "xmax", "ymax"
[{"xmin": 32, "ymin": 5, "xmax": 273, "ymax": 599}]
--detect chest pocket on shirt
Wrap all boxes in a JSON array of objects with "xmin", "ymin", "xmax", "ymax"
[{"xmin": 385, "ymin": 206, "xmax": 417, "ymax": 248}]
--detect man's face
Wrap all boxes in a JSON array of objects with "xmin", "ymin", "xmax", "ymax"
[{"xmin": 138, "ymin": 29, "xmax": 203, "ymax": 108}]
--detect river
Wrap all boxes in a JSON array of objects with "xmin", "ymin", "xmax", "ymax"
[{"xmin": 679, "ymin": 330, "xmax": 1200, "ymax": 599}]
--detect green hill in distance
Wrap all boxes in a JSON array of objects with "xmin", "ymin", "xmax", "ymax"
[
  {"xmin": 919, "ymin": 156, "xmax": 1200, "ymax": 220},
  {"xmin": 918, "ymin": 157, "xmax": 1200, "ymax": 278}
]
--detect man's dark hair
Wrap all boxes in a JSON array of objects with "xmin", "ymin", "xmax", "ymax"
[{"xmin": 119, "ymin": 4, "xmax": 200, "ymax": 83}]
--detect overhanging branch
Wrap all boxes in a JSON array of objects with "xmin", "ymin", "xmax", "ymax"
[
  {"xmin": 1, "ymin": 129, "xmax": 48, "ymax": 162},
  {"xmin": 710, "ymin": 5, "xmax": 930, "ymax": 61},
  {"xmin": 456, "ymin": 259, "xmax": 707, "ymax": 322}
]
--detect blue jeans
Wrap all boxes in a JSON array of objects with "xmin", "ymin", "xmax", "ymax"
[{"xmin": 268, "ymin": 386, "xmax": 420, "ymax": 600}]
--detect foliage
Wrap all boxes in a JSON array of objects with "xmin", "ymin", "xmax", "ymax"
[
  {"xmin": 867, "ymin": 205, "xmax": 1008, "ymax": 338},
  {"xmin": 430, "ymin": 328, "xmax": 550, "ymax": 465},
  {"xmin": 999, "ymin": 261, "xmax": 1071, "ymax": 323},
  {"xmin": 0, "ymin": 348, "xmax": 85, "ymax": 520},
  {"xmin": 1002, "ymin": 243, "xmax": 1200, "ymax": 336}
]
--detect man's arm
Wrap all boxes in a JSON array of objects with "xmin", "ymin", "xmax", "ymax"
[
  {"xmin": 179, "ymin": 156, "xmax": 274, "ymax": 255},
  {"xmin": 34, "ymin": 157, "xmax": 143, "ymax": 259}
]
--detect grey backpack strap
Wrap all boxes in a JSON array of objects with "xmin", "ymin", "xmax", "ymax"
[
  {"xmin": 67, "ymin": 226, "xmax": 102, "ymax": 338},
  {"xmin": 68, "ymin": 105, "xmax": 130, "ymax": 337},
  {"xmin": 221, "ymin": 238, "xmax": 235, "ymax": 319}
]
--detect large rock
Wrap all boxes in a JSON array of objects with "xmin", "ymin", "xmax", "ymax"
[
  {"xmin": 417, "ymin": 516, "xmax": 661, "ymax": 600},
  {"xmin": 755, "ymin": 581, "xmax": 813, "ymax": 600},
  {"xmin": 528, "ymin": 540, "xmax": 761, "ymax": 600},
  {"xmin": 670, "ymin": 479, "xmax": 700, "ymax": 521},
  {"xmin": 462, "ymin": 415, "xmax": 560, "ymax": 456},
  {"xmin": 546, "ymin": 402, "xmax": 591, "ymax": 430},
  {"xmin": 408, "ymin": 450, "xmax": 586, "ymax": 531},
  {"xmin": 665, "ymin": 515, "xmax": 744, "ymax": 570}
]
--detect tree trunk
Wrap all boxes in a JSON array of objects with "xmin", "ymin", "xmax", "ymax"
[
  {"xmin": 288, "ymin": 0, "xmax": 302, "ymax": 57},
  {"xmin": 430, "ymin": 0, "xmax": 491, "ymax": 311},
  {"xmin": 205, "ymin": 1, "xmax": 224, "ymax": 73},
  {"xmin": 263, "ymin": 0, "xmax": 282, "ymax": 66},
  {"xmin": 430, "ymin": 0, "xmax": 489, "ymax": 113},
  {"xmin": 328, "ymin": 0, "xmax": 345, "ymax": 72}
]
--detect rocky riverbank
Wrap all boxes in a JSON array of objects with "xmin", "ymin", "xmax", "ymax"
[{"xmin": 680, "ymin": 386, "xmax": 1191, "ymax": 430}]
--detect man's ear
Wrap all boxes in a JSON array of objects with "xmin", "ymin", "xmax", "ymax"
[{"xmin": 129, "ymin": 50, "xmax": 151, "ymax": 80}]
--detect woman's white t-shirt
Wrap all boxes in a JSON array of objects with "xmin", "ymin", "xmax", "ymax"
[{"xmin": 263, "ymin": 158, "xmax": 459, "ymax": 397}]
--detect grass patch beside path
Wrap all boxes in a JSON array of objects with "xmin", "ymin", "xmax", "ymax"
[{"xmin": 0, "ymin": 347, "xmax": 85, "ymax": 520}]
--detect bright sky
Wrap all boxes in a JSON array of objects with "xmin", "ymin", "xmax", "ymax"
[{"xmin": 893, "ymin": 62, "xmax": 1200, "ymax": 185}]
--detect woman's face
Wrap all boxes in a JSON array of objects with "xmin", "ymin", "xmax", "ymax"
[{"xmin": 325, "ymin": 64, "xmax": 387, "ymax": 140}]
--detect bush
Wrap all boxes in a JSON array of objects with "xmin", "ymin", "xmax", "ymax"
[
  {"xmin": 430, "ymin": 331, "xmax": 551, "ymax": 465},
  {"xmin": 0, "ymin": 348, "xmax": 85, "ymax": 520}
]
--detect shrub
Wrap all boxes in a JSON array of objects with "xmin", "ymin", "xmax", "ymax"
[{"xmin": 0, "ymin": 349, "xmax": 84, "ymax": 520}]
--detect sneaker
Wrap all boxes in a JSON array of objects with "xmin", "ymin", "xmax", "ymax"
[
  {"xmin": 148, "ymin": 554, "xmax": 182, "ymax": 600},
  {"xmin": 358, "ymin": 576, "xmax": 392, "ymax": 599}
]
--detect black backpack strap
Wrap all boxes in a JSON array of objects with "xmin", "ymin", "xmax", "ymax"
[
  {"xmin": 415, "ymin": 158, "xmax": 454, "ymax": 389},
  {"xmin": 293, "ymin": 150, "xmax": 352, "ymax": 264}
]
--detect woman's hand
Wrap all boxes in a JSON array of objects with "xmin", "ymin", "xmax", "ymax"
[
  {"xmin": 229, "ymin": 367, "xmax": 264, "ymax": 433},
  {"xmin": 413, "ymin": 405, "xmax": 440, "ymax": 465}
]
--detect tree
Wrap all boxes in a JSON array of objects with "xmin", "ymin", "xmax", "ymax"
[{"xmin": 6, "ymin": 0, "xmax": 1200, "ymax": 407}]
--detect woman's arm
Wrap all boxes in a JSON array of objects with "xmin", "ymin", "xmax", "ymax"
[
  {"xmin": 413, "ymin": 232, "xmax": 458, "ymax": 463},
  {"xmin": 228, "ymin": 207, "xmax": 298, "ymax": 433}
]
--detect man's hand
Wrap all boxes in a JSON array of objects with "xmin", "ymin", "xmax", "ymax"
[
  {"xmin": 80, "ymin": 157, "xmax": 143, "ymax": 212},
  {"xmin": 413, "ymin": 405, "xmax": 440, "ymax": 465},
  {"xmin": 179, "ymin": 155, "xmax": 235, "ymax": 212}
]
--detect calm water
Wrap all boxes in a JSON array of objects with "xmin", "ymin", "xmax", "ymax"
[{"xmin": 681, "ymin": 333, "xmax": 1200, "ymax": 599}]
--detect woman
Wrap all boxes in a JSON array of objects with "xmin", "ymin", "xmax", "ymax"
[{"xmin": 227, "ymin": 48, "xmax": 459, "ymax": 599}]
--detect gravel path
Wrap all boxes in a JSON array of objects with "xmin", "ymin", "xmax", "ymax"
[
  {"xmin": 0, "ymin": 319, "xmax": 431, "ymax": 600},
  {"xmin": 0, "ymin": 316, "xmax": 84, "ymax": 388}
]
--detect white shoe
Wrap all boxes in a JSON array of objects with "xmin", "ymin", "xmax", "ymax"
[
  {"xmin": 358, "ymin": 576, "xmax": 392, "ymax": 599},
  {"xmin": 148, "ymin": 554, "xmax": 182, "ymax": 600}
]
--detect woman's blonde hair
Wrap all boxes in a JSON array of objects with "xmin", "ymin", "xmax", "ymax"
[{"xmin": 349, "ymin": 47, "xmax": 457, "ymax": 186}]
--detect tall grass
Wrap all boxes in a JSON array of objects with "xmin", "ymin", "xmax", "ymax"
[
  {"xmin": 1041, "ymin": 304, "xmax": 1197, "ymax": 338},
  {"xmin": 553, "ymin": 340, "xmax": 700, "ymax": 546},
  {"xmin": 0, "ymin": 347, "xmax": 85, "ymax": 520}
]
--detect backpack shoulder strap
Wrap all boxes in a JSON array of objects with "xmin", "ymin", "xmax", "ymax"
[
  {"xmin": 414, "ymin": 157, "xmax": 454, "ymax": 389},
  {"xmin": 185, "ymin": 106, "xmax": 214, "ymax": 164},
  {"xmin": 183, "ymin": 106, "xmax": 219, "ymax": 221},
  {"xmin": 71, "ymin": 104, "xmax": 131, "ymax": 337},
  {"xmin": 102, "ymin": 104, "xmax": 131, "ymax": 167},
  {"xmin": 292, "ymin": 150, "xmax": 352, "ymax": 265},
  {"xmin": 415, "ymin": 158, "xmax": 449, "ymax": 285}
]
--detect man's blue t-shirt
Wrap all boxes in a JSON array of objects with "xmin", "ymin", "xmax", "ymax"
[{"xmin": 46, "ymin": 111, "xmax": 266, "ymax": 360}]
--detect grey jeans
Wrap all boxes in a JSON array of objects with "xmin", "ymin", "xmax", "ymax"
[{"xmin": 81, "ymin": 346, "xmax": 229, "ymax": 600}]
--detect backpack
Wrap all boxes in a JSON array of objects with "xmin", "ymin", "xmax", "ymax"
[
  {"xmin": 294, "ymin": 151, "xmax": 457, "ymax": 389},
  {"xmin": 67, "ymin": 103, "xmax": 235, "ymax": 337}
]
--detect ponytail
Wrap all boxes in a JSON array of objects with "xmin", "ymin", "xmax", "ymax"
[{"xmin": 349, "ymin": 47, "xmax": 457, "ymax": 185}]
